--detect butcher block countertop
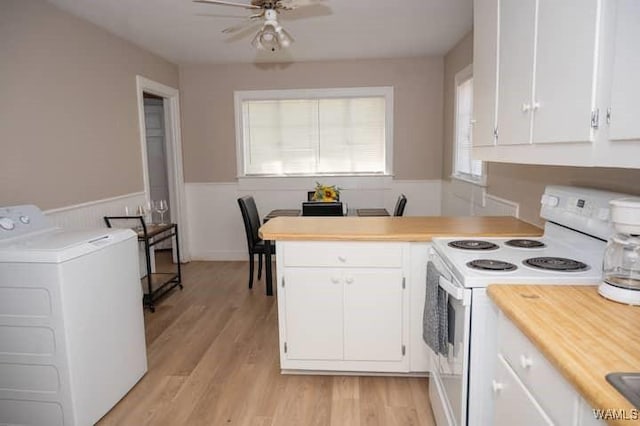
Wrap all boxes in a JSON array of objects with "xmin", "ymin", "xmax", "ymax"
[
  {"xmin": 488, "ymin": 285, "xmax": 640, "ymax": 425},
  {"xmin": 259, "ymin": 216, "xmax": 541, "ymax": 241}
]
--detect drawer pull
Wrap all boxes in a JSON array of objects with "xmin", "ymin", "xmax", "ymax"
[
  {"xmin": 331, "ymin": 277, "xmax": 340, "ymax": 284},
  {"xmin": 337, "ymin": 256, "xmax": 347, "ymax": 263},
  {"xmin": 345, "ymin": 277, "xmax": 354, "ymax": 284},
  {"xmin": 520, "ymin": 355, "xmax": 533, "ymax": 369},
  {"xmin": 492, "ymin": 380, "xmax": 504, "ymax": 393}
]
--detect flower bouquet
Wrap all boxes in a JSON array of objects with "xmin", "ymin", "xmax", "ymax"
[{"xmin": 312, "ymin": 182, "xmax": 341, "ymax": 202}]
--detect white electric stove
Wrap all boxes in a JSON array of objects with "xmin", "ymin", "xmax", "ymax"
[{"xmin": 427, "ymin": 186, "xmax": 630, "ymax": 426}]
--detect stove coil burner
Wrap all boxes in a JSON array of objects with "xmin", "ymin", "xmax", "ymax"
[
  {"xmin": 505, "ymin": 239, "xmax": 546, "ymax": 249},
  {"xmin": 466, "ymin": 259, "xmax": 518, "ymax": 272},
  {"xmin": 448, "ymin": 240, "xmax": 499, "ymax": 251},
  {"xmin": 523, "ymin": 257, "xmax": 589, "ymax": 272}
]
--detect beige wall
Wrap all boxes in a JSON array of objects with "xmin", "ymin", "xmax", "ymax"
[
  {"xmin": 179, "ymin": 57, "xmax": 444, "ymax": 182},
  {"xmin": 443, "ymin": 31, "xmax": 640, "ymax": 225},
  {"xmin": 0, "ymin": 0, "xmax": 178, "ymax": 210},
  {"xmin": 488, "ymin": 164, "xmax": 640, "ymax": 226},
  {"xmin": 442, "ymin": 32, "xmax": 474, "ymax": 180}
]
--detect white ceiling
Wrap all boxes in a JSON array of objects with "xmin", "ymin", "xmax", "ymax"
[{"xmin": 46, "ymin": 0, "xmax": 473, "ymax": 64}]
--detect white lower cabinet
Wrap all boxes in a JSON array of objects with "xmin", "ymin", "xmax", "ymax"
[
  {"xmin": 493, "ymin": 355, "xmax": 553, "ymax": 426},
  {"xmin": 276, "ymin": 241, "xmax": 414, "ymax": 373},
  {"xmin": 493, "ymin": 311, "xmax": 606, "ymax": 425}
]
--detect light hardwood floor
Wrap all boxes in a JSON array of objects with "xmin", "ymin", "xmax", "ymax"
[{"xmin": 99, "ymin": 259, "xmax": 437, "ymax": 426}]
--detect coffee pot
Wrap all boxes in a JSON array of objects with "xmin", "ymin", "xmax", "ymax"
[{"xmin": 599, "ymin": 197, "xmax": 640, "ymax": 305}]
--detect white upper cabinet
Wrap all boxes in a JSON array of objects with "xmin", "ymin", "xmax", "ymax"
[
  {"xmin": 472, "ymin": 0, "xmax": 499, "ymax": 147},
  {"xmin": 533, "ymin": 0, "xmax": 600, "ymax": 144},
  {"xmin": 608, "ymin": 0, "xmax": 640, "ymax": 141},
  {"xmin": 496, "ymin": 0, "xmax": 537, "ymax": 146},
  {"xmin": 473, "ymin": 0, "xmax": 640, "ymax": 168},
  {"xmin": 496, "ymin": 0, "xmax": 600, "ymax": 146}
]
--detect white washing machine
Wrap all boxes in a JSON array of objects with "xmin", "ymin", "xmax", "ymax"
[{"xmin": 0, "ymin": 205, "xmax": 147, "ymax": 426}]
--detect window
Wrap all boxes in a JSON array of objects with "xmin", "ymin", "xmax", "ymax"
[
  {"xmin": 235, "ymin": 87, "xmax": 393, "ymax": 176},
  {"xmin": 453, "ymin": 66, "xmax": 483, "ymax": 183}
]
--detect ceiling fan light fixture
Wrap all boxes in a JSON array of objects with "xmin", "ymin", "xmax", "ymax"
[{"xmin": 275, "ymin": 26, "xmax": 294, "ymax": 48}]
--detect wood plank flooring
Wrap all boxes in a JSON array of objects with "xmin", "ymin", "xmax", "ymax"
[{"xmin": 98, "ymin": 259, "xmax": 436, "ymax": 426}]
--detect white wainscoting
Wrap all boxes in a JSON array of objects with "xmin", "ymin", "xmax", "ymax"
[
  {"xmin": 44, "ymin": 192, "xmax": 147, "ymax": 229},
  {"xmin": 186, "ymin": 178, "xmax": 442, "ymax": 261},
  {"xmin": 44, "ymin": 192, "xmax": 150, "ymax": 276},
  {"xmin": 441, "ymin": 179, "xmax": 520, "ymax": 218}
]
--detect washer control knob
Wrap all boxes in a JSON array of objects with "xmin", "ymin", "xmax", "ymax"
[
  {"xmin": 0, "ymin": 217, "xmax": 16, "ymax": 231},
  {"xmin": 541, "ymin": 194, "xmax": 560, "ymax": 207},
  {"xmin": 19, "ymin": 215, "xmax": 30, "ymax": 224}
]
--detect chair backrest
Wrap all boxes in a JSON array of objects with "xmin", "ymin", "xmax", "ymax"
[
  {"xmin": 394, "ymin": 194, "xmax": 407, "ymax": 216},
  {"xmin": 237, "ymin": 196, "xmax": 261, "ymax": 251},
  {"xmin": 302, "ymin": 202, "xmax": 344, "ymax": 216}
]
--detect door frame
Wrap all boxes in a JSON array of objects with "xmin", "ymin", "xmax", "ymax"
[{"xmin": 136, "ymin": 75, "xmax": 190, "ymax": 261}]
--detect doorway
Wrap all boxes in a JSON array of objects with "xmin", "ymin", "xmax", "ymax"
[
  {"xmin": 136, "ymin": 76, "xmax": 189, "ymax": 262},
  {"xmin": 143, "ymin": 93, "xmax": 171, "ymax": 248}
]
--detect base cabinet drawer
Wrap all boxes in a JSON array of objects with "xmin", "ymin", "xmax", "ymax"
[
  {"xmin": 494, "ymin": 310, "xmax": 607, "ymax": 426},
  {"xmin": 283, "ymin": 241, "xmax": 403, "ymax": 268},
  {"xmin": 493, "ymin": 355, "xmax": 553, "ymax": 426},
  {"xmin": 498, "ymin": 314, "xmax": 577, "ymax": 424}
]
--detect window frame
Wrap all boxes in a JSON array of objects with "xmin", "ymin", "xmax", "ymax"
[
  {"xmin": 234, "ymin": 87, "xmax": 394, "ymax": 177},
  {"xmin": 451, "ymin": 65, "xmax": 486, "ymax": 186}
]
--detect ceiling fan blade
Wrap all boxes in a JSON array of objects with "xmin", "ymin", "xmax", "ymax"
[
  {"xmin": 277, "ymin": 0, "xmax": 324, "ymax": 10},
  {"xmin": 222, "ymin": 17, "xmax": 262, "ymax": 34},
  {"xmin": 193, "ymin": 0, "xmax": 262, "ymax": 10}
]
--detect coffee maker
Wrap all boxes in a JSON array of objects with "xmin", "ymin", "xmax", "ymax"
[{"xmin": 599, "ymin": 198, "xmax": 640, "ymax": 305}]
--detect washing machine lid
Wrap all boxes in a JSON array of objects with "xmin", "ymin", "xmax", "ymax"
[{"xmin": 0, "ymin": 228, "xmax": 136, "ymax": 263}]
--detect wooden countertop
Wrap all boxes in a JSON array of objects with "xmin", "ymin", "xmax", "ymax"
[
  {"xmin": 259, "ymin": 216, "xmax": 541, "ymax": 241},
  {"xmin": 488, "ymin": 285, "xmax": 640, "ymax": 426}
]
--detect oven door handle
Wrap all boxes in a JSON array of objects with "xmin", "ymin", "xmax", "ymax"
[{"xmin": 438, "ymin": 276, "xmax": 470, "ymax": 306}]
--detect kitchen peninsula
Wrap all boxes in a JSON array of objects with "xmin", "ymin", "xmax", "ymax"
[{"xmin": 259, "ymin": 216, "xmax": 541, "ymax": 374}]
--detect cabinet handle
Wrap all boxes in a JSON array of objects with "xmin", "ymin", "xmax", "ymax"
[
  {"xmin": 331, "ymin": 277, "xmax": 340, "ymax": 284},
  {"xmin": 532, "ymin": 101, "xmax": 540, "ymax": 111},
  {"xmin": 337, "ymin": 256, "xmax": 347, "ymax": 263},
  {"xmin": 492, "ymin": 380, "xmax": 504, "ymax": 393},
  {"xmin": 520, "ymin": 355, "xmax": 533, "ymax": 369},
  {"xmin": 345, "ymin": 277, "xmax": 354, "ymax": 284},
  {"xmin": 521, "ymin": 103, "xmax": 531, "ymax": 113}
]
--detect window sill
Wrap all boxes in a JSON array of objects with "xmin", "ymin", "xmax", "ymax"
[{"xmin": 450, "ymin": 174, "xmax": 487, "ymax": 188}]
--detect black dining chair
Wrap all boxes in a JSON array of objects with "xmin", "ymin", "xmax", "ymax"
[
  {"xmin": 394, "ymin": 194, "xmax": 408, "ymax": 216},
  {"xmin": 237, "ymin": 196, "xmax": 274, "ymax": 290}
]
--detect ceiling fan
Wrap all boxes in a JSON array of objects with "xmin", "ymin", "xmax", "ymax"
[{"xmin": 194, "ymin": 0, "xmax": 324, "ymax": 52}]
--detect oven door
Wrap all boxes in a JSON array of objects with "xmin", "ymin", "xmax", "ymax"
[{"xmin": 428, "ymin": 249, "xmax": 472, "ymax": 426}]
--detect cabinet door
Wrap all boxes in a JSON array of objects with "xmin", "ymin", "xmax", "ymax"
[
  {"xmin": 472, "ymin": 0, "xmax": 499, "ymax": 147},
  {"xmin": 343, "ymin": 270, "xmax": 404, "ymax": 361},
  {"xmin": 496, "ymin": 0, "xmax": 537, "ymax": 145},
  {"xmin": 493, "ymin": 355, "xmax": 553, "ymax": 426},
  {"xmin": 283, "ymin": 269, "xmax": 343, "ymax": 360},
  {"xmin": 609, "ymin": 0, "xmax": 640, "ymax": 141},
  {"xmin": 533, "ymin": 0, "xmax": 600, "ymax": 144}
]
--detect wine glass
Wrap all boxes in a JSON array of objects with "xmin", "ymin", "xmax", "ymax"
[{"xmin": 154, "ymin": 199, "xmax": 169, "ymax": 225}]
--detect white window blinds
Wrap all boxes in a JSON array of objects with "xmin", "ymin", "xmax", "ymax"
[
  {"xmin": 238, "ymin": 90, "xmax": 390, "ymax": 176},
  {"xmin": 454, "ymin": 77, "xmax": 483, "ymax": 179}
]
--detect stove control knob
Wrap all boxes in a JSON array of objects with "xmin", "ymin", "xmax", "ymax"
[
  {"xmin": 597, "ymin": 208, "xmax": 610, "ymax": 221},
  {"xmin": 0, "ymin": 217, "xmax": 16, "ymax": 231},
  {"xmin": 19, "ymin": 215, "xmax": 30, "ymax": 224}
]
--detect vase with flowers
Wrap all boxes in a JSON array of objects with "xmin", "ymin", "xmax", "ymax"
[{"xmin": 312, "ymin": 182, "xmax": 341, "ymax": 202}]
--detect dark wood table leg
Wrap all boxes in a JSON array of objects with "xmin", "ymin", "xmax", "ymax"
[{"xmin": 265, "ymin": 240, "xmax": 273, "ymax": 296}]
